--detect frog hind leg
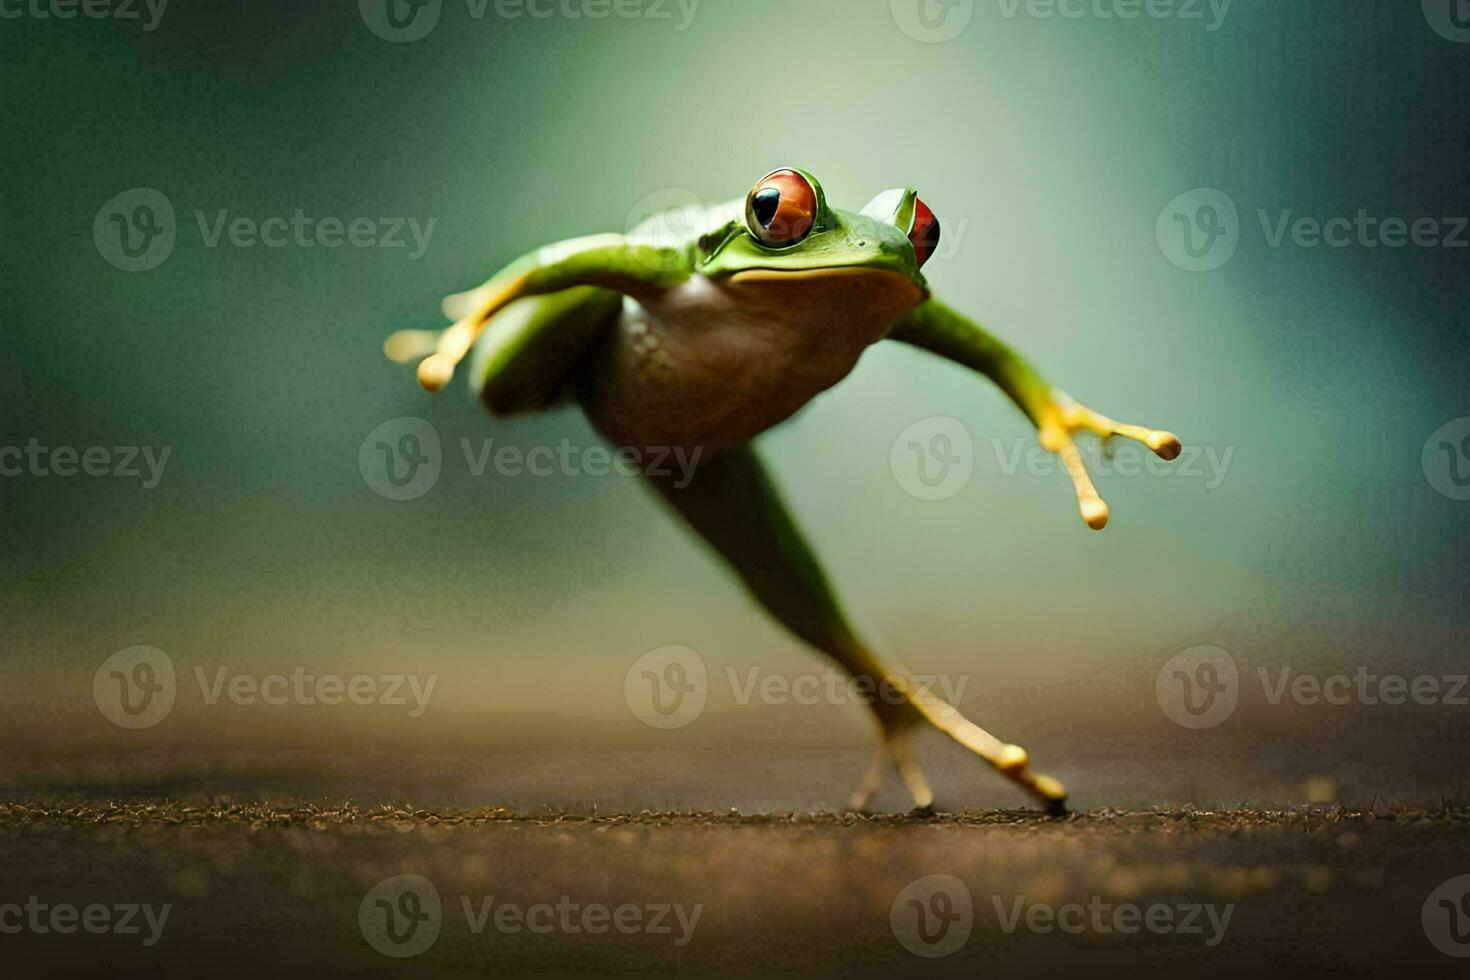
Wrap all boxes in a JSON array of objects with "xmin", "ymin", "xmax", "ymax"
[{"xmin": 644, "ymin": 443, "xmax": 1069, "ymax": 815}]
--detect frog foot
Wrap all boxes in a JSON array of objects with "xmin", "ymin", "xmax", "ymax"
[
  {"xmin": 845, "ymin": 711, "xmax": 1070, "ymax": 816},
  {"xmin": 383, "ymin": 328, "xmax": 443, "ymax": 366},
  {"xmin": 383, "ymin": 276, "xmax": 530, "ymax": 391},
  {"xmin": 383, "ymin": 317, "xmax": 481, "ymax": 393},
  {"xmin": 906, "ymin": 686, "xmax": 1071, "ymax": 815},
  {"xmin": 1037, "ymin": 392, "xmax": 1182, "ymax": 530},
  {"xmin": 848, "ymin": 729, "xmax": 935, "ymax": 813}
]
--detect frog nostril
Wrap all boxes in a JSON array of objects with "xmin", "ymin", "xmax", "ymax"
[{"xmin": 752, "ymin": 188, "xmax": 780, "ymax": 228}]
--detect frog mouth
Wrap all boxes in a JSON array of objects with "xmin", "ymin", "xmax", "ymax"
[{"xmin": 727, "ymin": 267, "xmax": 928, "ymax": 301}]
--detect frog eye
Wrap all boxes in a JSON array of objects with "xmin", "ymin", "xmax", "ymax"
[
  {"xmin": 745, "ymin": 169, "xmax": 817, "ymax": 247},
  {"xmin": 908, "ymin": 197, "xmax": 941, "ymax": 268}
]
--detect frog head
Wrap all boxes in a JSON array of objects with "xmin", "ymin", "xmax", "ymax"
[{"xmin": 698, "ymin": 168, "xmax": 942, "ymax": 302}]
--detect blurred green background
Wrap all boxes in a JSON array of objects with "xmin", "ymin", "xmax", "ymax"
[{"xmin": 1, "ymin": 0, "xmax": 1466, "ymax": 809}]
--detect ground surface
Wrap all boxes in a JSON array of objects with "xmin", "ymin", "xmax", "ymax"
[{"xmin": 1, "ymin": 799, "xmax": 1467, "ymax": 977}]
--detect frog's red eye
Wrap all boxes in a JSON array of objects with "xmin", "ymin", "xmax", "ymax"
[
  {"xmin": 908, "ymin": 197, "xmax": 941, "ymax": 268},
  {"xmin": 745, "ymin": 169, "xmax": 817, "ymax": 247}
]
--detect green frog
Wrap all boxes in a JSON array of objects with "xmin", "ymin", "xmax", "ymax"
[{"xmin": 384, "ymin": 168, "xmax": 1183, "ymax": 814}]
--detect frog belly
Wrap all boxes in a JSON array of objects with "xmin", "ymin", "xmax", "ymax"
[{"xmin": 577, "ymin": 270, "xmax": 924, "ymax": 455}]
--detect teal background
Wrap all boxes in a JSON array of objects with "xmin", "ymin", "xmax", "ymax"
[{"xmin": 1, "ymin": 0, "xmax": 1467, "ymax": 807}]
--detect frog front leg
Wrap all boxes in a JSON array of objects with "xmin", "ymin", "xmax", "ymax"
[
  {"xmin": 889, "ymin": 298, "xmax": 1182, "ymax": 529},
  {"xmin": 384, "ymin": 235, "xmax": 692, "ymax": 393}
]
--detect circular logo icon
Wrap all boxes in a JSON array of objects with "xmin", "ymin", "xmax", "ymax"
[
  {"xmin": 359, "ymin": 417, "xmax": 442, "ymax": 501},
  {"xmin": 1424, "ymin": 0, "xmax": 1470, "ymax": 43},
  {"xmin": 93, "ymin": 646, "xmax": 176, "ymax": 730},
  {"xmin": 890, "ymin": 416, "xmax": 974, "ymax": 502},
  {"xmin": 1156, "ymin": 645, "xmax": 1239, "ymax": 730},
  {"xmin": 1156, "ymin": 187, "xmax": 1239, "ymax": 272},
  {"xmin": 360, "ymin": 874, "xmax": 442, "ymax": 958},
  {"xmin": 891, "ymin": 0, "xmax": 974, "ymax": 43},
  {"xmin": 359, "ymin": 0, "xmax": 442, "ymax": 42},
  {"xmin": 890, "ymin": 874, "xmax": 973, "ymax": 957},
  {"xmin": 93, "ymin": 188, "xmax": 176, "ymax": 273},
  {"xmin": 1423, "ymin": 875, "xmax": 1470, "ymax": 957},
  {"xmin": 1422, "ymin": 417, "xmax": 1470, "ymax": 501},
  {"xmin": 625, "ymin": 187, "xmax": 714, "ymax": 274},
  {"xmin": 624, "ymin": 645, "xmax": 707, "ymax": 730}
]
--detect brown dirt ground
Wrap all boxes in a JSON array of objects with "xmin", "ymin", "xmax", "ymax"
[{"xmin": 1, "ymin": 800, "xmax": 1467, "ymax": 977}]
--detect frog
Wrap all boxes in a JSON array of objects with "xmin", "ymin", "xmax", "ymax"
[{"xmin": 384, "ymin": 167, "xmax": 1183, "ymax": 815}]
